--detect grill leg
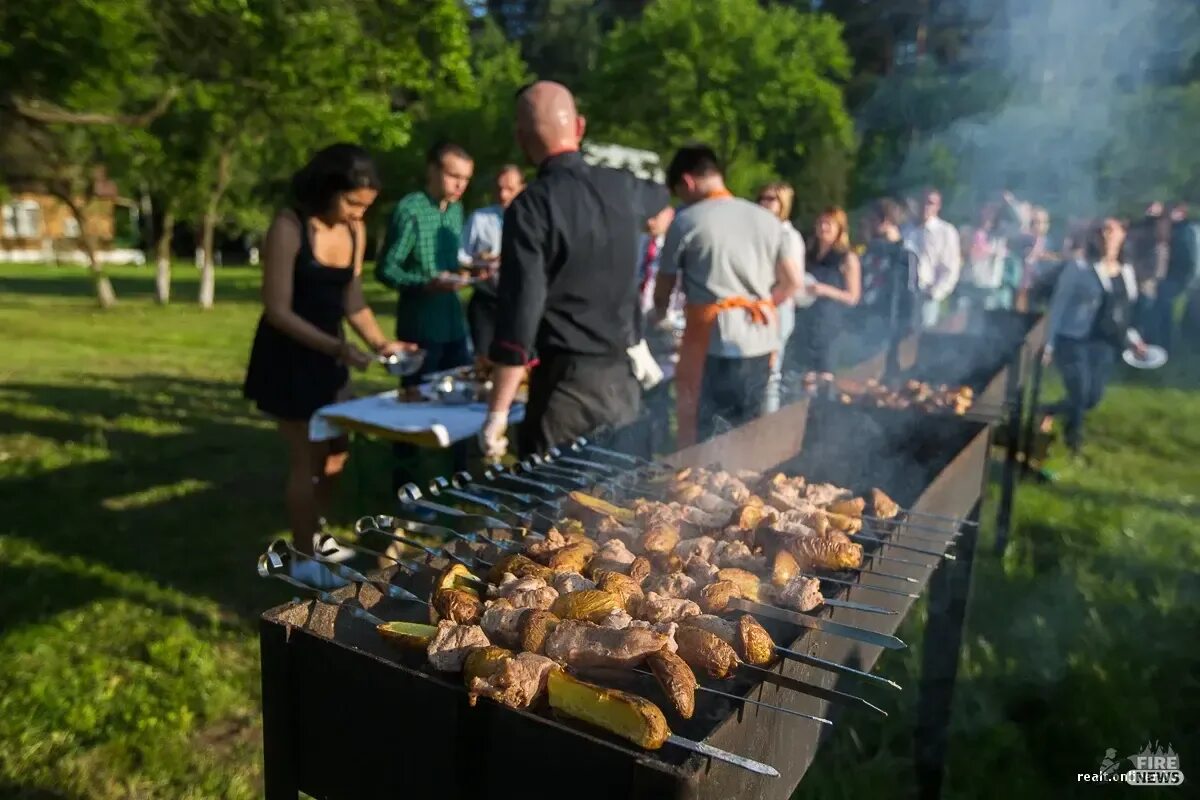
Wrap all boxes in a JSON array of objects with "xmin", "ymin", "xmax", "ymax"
[
  {"xmin": 994, "ymin": 354, "xmax": 1024, "ymax": 555},
  {"xmin": 915, "ymin": 500, "xmax": 980, "ymax": 799},
  {"xmin": 1019, "ymin": 347, "xmax": 1047, "ymax": 479},
  {"xmin": 260, "ymin": 619, "xmax": 300, "ymax": 800}
]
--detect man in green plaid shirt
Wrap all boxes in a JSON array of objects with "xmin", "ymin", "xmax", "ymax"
[{"xmin": 376, "ymin": 141, "xmax": 475, "ymax": 384}]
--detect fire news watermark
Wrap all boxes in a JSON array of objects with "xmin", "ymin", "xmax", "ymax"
[{"xmin": 1078, "ymin": 743, "xmax": 1185, "ymax": 787}]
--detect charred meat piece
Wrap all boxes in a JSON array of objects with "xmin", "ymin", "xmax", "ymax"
[
  {"xmin": 550, "ymin": 589, "xmax": 624, "ymax": 623},
  {"xmin": 553, "ymin": 571, "xmax": 596, "ymax": 595},
  {"xmin": 543, "ymin": 619, "xmax": 672, "ymax": 669},
  {"xmin": 870, "ymin": 488, "xmax": 900, "ymax": 520},
  {"xmin": 827, "ymin": 497, "xmax": 866, "ymax": 517},
  {"xmin": 587, "ymin": 538, "xmax": 637, "ymax": 576},
  {"xmin": 467, "ymin": 651, "xmax": 557, "ymax": 709},
  {"xmin": 647, "ymin": 648, "xmax": 697, "ymax": 719},
  {"xmin": 426, "ymin": 620, "xmax": 490, "ymax": 672},
  {"xmin": 714, "ymin": 567, "xmax": 763, "ymax": 602},
  {"xmin": 480, "ymin": 601, "xmax": 527, "ymax": 649},
  {"xmin": 679, "ymin": 613, "xmax": 736, "ymax": 642},
  {"xmin": 489, "ymin": 573, "xmax": 560, "ymax": 610},
  {"xmin": 547, "ymin": 541, "xmax": 598, "ymax": 573},
  {"xmin": 596, "ymin": 608, "xmax": 634, "ymax": 629},
  {"xmin": 485, "ymin": 554, "xmax": 554, "ymax": 585},
  {"xmin": 595, "ymin": 515, "xmax": 639, "ymax": 548},
  {"xmin": 772, "ymin": 575, "xmax": 823, "ymax": 612},
  {"xmin": 593, "ymin": 570, "xmax": 644, "ymax": 610},
  {"xmin": 683, "ymin": 554, "xmax": 720, "ymax": 585},
  {"xmin": 431, "ymin": 588, "xmax": 484, "ymax": 626},
  {"xmin": 696, "ymin": 579, "xmax": 741, "ymax": 614},
  {"xmin": 526, "ymin": 527, "xmax": 567, "ymax": 560},
  {"xmin": 642, "ymin": 571, "xmax": 698, "ymax": 600},
  {"xmin": 627, "ymin": 556, "xmax": 654, "ymax": 585},
  {"xmin": 629, "ymin": 620, "xmax": 679, "ymax": 653},
  {"xmin": 674, "ymin": 535, "xmax": 717, "ymax": 563},
  {"xmin": 635, "ymin": 592, "xmax": 702, "ymax": 624},
  {"xmin": 711, "ymin": 540, "xmax": 767, "ymax": 573},
  {"xmin": 785, "ymin": 535, "xmax": 863, "ymax": 571}
]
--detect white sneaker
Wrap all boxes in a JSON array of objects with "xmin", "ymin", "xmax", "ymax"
[
  {"xmin": 290, "ymin": 557, "xmax": 348, "ymax": 590},
  {"xmin": 312, "ymin": 533, "xmax": 356, "ymax": 563}
]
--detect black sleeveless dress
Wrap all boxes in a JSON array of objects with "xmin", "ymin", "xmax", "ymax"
[
  {"xmin": 243, "ymin": 215, "xmax": 355, "ymax": 420},
  {"xmin": 788, "ymin": 248, "xmax": 848, "ymax": 374}
]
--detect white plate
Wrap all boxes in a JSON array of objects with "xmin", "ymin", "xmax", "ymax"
[
  {"xmin": 1122, "ymin": 344, "xmax": 1167, "ymax": 370},
  {"xmin": 793, "ymin": 273, "xmax": 819, "ymax": 309}
]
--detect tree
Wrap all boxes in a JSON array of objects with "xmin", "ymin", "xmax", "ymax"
[
  {"xmin": 0, "ymin": 0, "xmax": 173, "ymax": 307},
  {"xmin": 585, "ymin": 0, "xmax": 855, "ymax": 213}
]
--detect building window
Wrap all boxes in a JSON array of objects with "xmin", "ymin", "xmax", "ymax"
[
  {"xmin": 62, "ymin": 214, "xmax": 81, "ymax": 238},
  {"xmin": 1, "ymin": 205, "xmax": 14, "ymax": 238},
  {"xmin": 16, "ymin": 201, "xmax": 43, "ymax": 238}
]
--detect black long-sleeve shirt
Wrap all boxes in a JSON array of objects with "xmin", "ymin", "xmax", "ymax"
[{"xmin": 489, "ymin": 151, "xmax": 670, "ymax": 366}]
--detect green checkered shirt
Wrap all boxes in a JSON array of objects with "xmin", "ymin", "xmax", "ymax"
[{"xmin": 375, "ymin": 191, "xmax": 467, "ymax": 344}]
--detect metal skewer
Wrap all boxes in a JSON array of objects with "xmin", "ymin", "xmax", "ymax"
[
  {"xmin": 257, "ymin": 551, "xmax": 389, "ymax": 627},
  {"xmin": 849, "ymin": 532, "xmax": 954, "ymax": 559},
  {"xmin": 804, "ymin": 572, "xmax": 919, "ymax": 598},
  {"xmin": 737, "ymin": 662, "xmax": 888, "ymax": 716},
  {"xmin": 316, "ymin": 534, "xmax": 486, "ymax": 589},
  {"xmin": 771, "ymin": 646, "xmax": 902, "ymax": 691},
  {"xmin": 628, "ymin": 668, "xmax": 833, "ymax": 724},
  {"xmin": 354, "ymin": 521, "xmax": 481, "ymax": 570},
  {"xmin": 900, "ymin": 508, "xmax": 978, "ymax": 528},
  {"xmin": 270, "ymin": 540, "xmax": 429, "ymax": 606},
  {"xmin": 726, "ymin": 598, "xmax": 906, "ymax": 651},
  {"xmin": 665, "ymin": 735, "xmax": 779, "ymax": 777},
  {"xmin": 860, "ymin": 513, "xmax": 960, "ymax": 535}
]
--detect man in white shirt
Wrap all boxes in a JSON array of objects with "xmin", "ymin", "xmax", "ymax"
[
  {"xmin": 460, "ymin": 164, "xmax": 525, "ymax": 357},
  {"xmin": 903, "ymin": 187, "xmax": 962, "ymax": 328}
]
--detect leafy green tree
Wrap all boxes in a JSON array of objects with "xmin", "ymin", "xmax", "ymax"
[{"xmin": 584, "ymin": 0, "xmax": 854, "ymax": 214}]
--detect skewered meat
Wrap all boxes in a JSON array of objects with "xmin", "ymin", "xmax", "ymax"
[
  {"xmin": 431, "ymin": 588, "xmax": 484, "ymax": 625},
  {"xmin": 596, "ymin": 516, "xmax": 639, "ymax": 548},
  {"xmin": 827, "ymin": 497, "xmax": 866, "ymax": 517},
  {"xmin": 628, "ymin": 620, "xmax": 679, "ymax": 653},
  {"xmin": 480, "ymin": 602, "xmax": 526, "ymax": 648},
  {"xmin": 588, "ymin": 538, "xmax": 637, "ymax": 575},
  {"xmin": 543, "ymin": 619, "xmax": 672, "ymax": 669},
  {"xmin": 679, "ymin": 613, "xmax": 736, "ymax": 642},
  {"xmin": 553, "ymin": 571, "xmax": 596, "ymax": 594},
  {"xmin": 683, "ymin": 554, "xmax": 720, "ymax": 585},
  {"xmin": 715, "ymin": 567, "xmax": 763, "ymax": 601},
  {"xmin": 526, "ymin": 527, "xmax": 567, "ymax": 559},
  {"xmin": 426, "ymin": 621, "xmax": 490, "ymax": 671},
  {"xmin": 547, "ymin": 541, "xmax": 597, "ymax": 573},
  {"xmin": 674, "ymin": 535, "xmax": 717, "ymax": 562},
  {"xmin": 674, "ymin": 626, "xmax": 739, "ymax": 679},
  {"xmin": 870, "ymin": 488, "xmax": 900, "ymax": 519},
  {"xmin": 635, "ymin": 592, "xmax": 701, "ymax": 624},
  {"xmin": 711, "ymin": 540, "xmax": 767, "ymax": 573},
  {"xmin": 637, "ymin": 505, "xmax": 682, "ymax": 554},
  {"xmin": 680, "ymin": 614, "xmax": 775, "ymax": 666},
  {"xmin": 597, "ymin": 608, "xmax": 634, "ymax": 629},
  {"xmin": 467, "ymin": 651, "xmax": 557, "ymax": 709},
  {"xmin": 627, "ymin": 556, "xmax": 653, "ymax": 584},
  {"xmin": 784, "ymin": 534, "xmax": 863, "ymax": 571},
  {"xmin": 805, "ymin": 482, "xmax": 853, "ymax": 507},
  {"xmin": 696, "ymin": 580, "xmax": 741, "ymax": 614},
  {"xmin": 772, "ymin": 575, "xmax": 823, "ymax": 612},
  {"xmin": 772, "ymin": 509, "xmax": 826, "ymax": 537},
  {"xmin": 489, "ymin": 574, "xmax": 559, "ymax": 610},
  {"xmin": 770, "ymin": 550, "xmax": 801, "ymax": 587},
  {"xmin": 550, "ymin": 590, "xmax": 624, "ymax": 623},
  {"xmin": 642, "ymin": 572, "xmax": 698, "ymax": 600},
  {"xmin": 486, "ymin": 554, "xmax": 553, "ymax": 585}
]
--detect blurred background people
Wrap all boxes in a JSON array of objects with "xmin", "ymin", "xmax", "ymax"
[
  {"xmin": 1126, "ymin": 202, "xmax": 1170, "ymax": 334},
  {"xmin": 855, "ymin": 198, "xmax": 918, "ymax": 363},
  {"xmin": 904, "ymin": 187, "xmax": 961, "ymax": 327},
  {"xmin": 787, "ymin": 206, "xmax": 860, "ymax": 374},
  {"xmin": 460, "ymin": 164, "xmax": 526, "ymax": 359},
  {"xmin": 1043, "ymin": 218, "xmax": 1147, "ymax": 455},
  {"xmin": 756, "ymin": 181, "xmax": 805, "ymax": 413},
  {"xmin": 1147, "ymin": 203, "xmax": 1200, "ymax": 351}
]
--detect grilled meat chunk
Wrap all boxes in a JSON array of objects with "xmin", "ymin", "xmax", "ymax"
[
  {"xmin": 696, "ymin": 579, "xmax": 741, "ymax": 614},
  {"xmin": 674, "ymin": 536, "xmax": 717, "ymax": 563},
  {"xmin": 426, "ymin": 621, "xmax": 490, "ymax": 671},
  {"xmin": 550, "ymin": 589, "xmax": 624, "ymax": 623},
  {"xmin": 553, "ymin": 571, "xmax": 596, "ymax": 595},
  {"xmin": 674, "ymin": 626, "xmax": 739, "ymax": 679},
  {"xmin": 679, "ymin": 613, "xmax": 737, "ymax": 642},
  {"xmin": 784, "ymin": 534, "xmax": 863, "ymax": 571},
  {"xmin": 587, "ymin": 538, "xmax": 637, "ymax": 576},
  {"xmin": 628, "ymin": 620, "xmax": 679, "ymax": 653},
  {"xmin": 467, "ymin": 652, "xmax": 557, "ymax": 709},
  {"xmin": 870, "ymin": 488, "xmax": 900, "ymax": 520},
  {"xmin": 683, "ymin": 555, "xmax": 720, "ymax": 585},
  {"xmin": 805, "ymin": 482, "xmax": 853, "ymax": 507},
  {"xmin": 711, "ymin": 540, "xmax": 767, "ymax": 573},
  {"xmin": 647, "ymin": 649, "xmax": 697, "ymax": 719},
  {"xmin": 773, "ymin": 575, "xmax": 823, "ymax": 612},
  {"xmin": 526, "ymin": 527, "xmax": 567, "ymax": 560},
  {"xmin": 596, "ymin": 609, "xmax": 634, "ymax": 629},
  {"xmin": 627, "ymin": 556, "xmax": 654, "ymax": 584},
  {"xmin": 595, "ymin": 516, "xmax": 639, "ymax": 548},
  {"xmin": 489, "ymin": 574, "xmax": 559, "ymax": 610},
  {"xmin": 543, "ymin": 619, "xmax": 672, "ymax": 669},
  {"xmin": 480, "ymin": 602, "xmax": 527, "ymax": 649},
  {"xmin": 642, "ymin": 571, "xmax": 698, "ymax": 600},
  {"xmin": 593, "ymin": 570, "xmax": 644, "ymax": 610},
  {"xmin": 636, "ymin": 592, "xmax": 701, "ymax": 624}
]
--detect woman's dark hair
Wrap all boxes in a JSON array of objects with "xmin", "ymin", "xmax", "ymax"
[
  {"xmin": 291, "ymin": 143, "xmax": 381, "ymax": 217},
  {"xmin": 1084, "ymin": 217, "xmax": 1126, "ymax": 262},
  {"xmin": 873, "ymin": 197, "xmax": 906, "ymax": 227}
]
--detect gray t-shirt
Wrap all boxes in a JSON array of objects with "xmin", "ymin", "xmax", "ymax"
[{"xmin": 660, "ymin": 196, "xmax": 800, "ymax": 358}]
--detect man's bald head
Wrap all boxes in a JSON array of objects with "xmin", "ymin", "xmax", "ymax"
[{"xmin": 515, "ymin": 81, "xmax": 586, "ymax": 166}]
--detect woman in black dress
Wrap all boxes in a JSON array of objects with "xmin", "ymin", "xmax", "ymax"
[
  {"xmin": 789, "ymin": 207, "xmax": 861, "ymax": 373},
  {"xmin": 244, "ymin": 144, "xmax": 412, "ymax": 586}
]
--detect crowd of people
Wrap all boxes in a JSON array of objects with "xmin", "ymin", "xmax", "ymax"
[{"xmin": 240, "ymin": 79, "xmax": 1200, "ymax": 585}]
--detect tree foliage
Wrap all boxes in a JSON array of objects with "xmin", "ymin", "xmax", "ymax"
[{"xmin": 584, "ymin": 0, "xmax": 855, "ymax": 216}]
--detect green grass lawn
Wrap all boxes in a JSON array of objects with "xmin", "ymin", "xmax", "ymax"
[{"xmin": 1, "ymin": 263, "xmax": 1197, "ymax": 799}]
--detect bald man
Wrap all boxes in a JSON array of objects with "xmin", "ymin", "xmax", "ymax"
[{"xmin": 481, "ymin": 81, "xmax": 670, "ymax": 458}]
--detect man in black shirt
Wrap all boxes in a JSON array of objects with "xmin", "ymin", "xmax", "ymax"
[{"xmin": 481, "ymin": 81, "xmax": 670, "ymax": 457}]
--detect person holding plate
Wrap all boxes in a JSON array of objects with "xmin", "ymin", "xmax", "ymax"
[
  {"xmin": 460, "ymin": 164, "xmax": 526, "ymax": 359},
  {"xmin": 1043, "ymin": 218, "xmax": 1148, "ymax": 455},
  {"xmin": 243, "ymin": 144, "xmax": 414, "ymax": 586}
]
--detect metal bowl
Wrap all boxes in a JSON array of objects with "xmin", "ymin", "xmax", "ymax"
[
  {"xmin": 380, "ymin": 349, "xmax": 426, "ymax": 377},
  {"xmin": 421, "ymin": 375, "xmax": 482, "ymax": 405}
]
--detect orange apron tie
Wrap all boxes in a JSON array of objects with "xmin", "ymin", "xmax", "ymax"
[{"xmin": 675, "ymin": 297, "xmax": 777, "ymax": 448}]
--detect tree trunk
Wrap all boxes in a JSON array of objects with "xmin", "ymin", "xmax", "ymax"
[
  {"xmin": 198, "ymin": 210, "xmax": 217, "ymax": 309},
  {"xmin": 198, "ymin": 148, "xmax": 233, "ymax": 309},
  {"xmin": 155, "ymin": 203, "xmax": 175, "ymax": 305},
  {"xmin": 55, "ymin": 191, "xmax": 117, "ymax": 308}
]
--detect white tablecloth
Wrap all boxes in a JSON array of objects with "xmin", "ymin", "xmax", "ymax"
[{"xmin": 309, "ymin": 391, "xmax": 525, "ymax": 448}]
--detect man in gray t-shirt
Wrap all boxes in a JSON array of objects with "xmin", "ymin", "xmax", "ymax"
[{"xmin": 654, "ymin": 144, "xmax": 803, "ymax": 445}]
